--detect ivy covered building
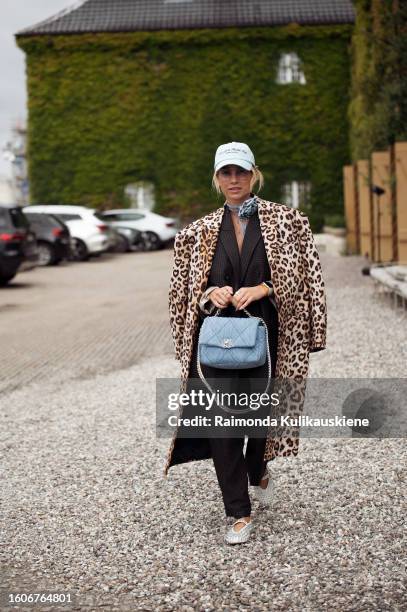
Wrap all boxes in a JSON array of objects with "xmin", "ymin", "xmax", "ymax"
[{"xmin": 16, "ymin": 0, "xmax": 355, "ymax": 227}]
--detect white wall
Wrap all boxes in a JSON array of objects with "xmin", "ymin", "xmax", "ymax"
[{"xmin": 0, "ymin": 175, "xmax": 15, "ymax": 203}]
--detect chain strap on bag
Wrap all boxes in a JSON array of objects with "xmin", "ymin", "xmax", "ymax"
[{"xmin": 196, "ymin": 307, "xmax": 273, "ymax": 411}]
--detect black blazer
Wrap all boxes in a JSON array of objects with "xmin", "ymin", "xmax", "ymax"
[{"xmin": 189, "ymin": 205, "xmax": 279, "ymax": 380}]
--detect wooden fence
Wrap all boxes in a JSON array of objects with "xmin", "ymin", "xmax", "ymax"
[{"xmin": 343, "ymin": 141, "xmax": 407, "ymax": 263}]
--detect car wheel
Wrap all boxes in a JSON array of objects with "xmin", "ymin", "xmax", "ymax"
[
  {"xmin": 114, "ymin": 235, "xmax": 130, "ymax": 253},
  {"xmin": 37, "ymin": 241, "xmax": 55, "ymax": 266},
  {"xmin": 0, "ymin": 273, "xmax": 17, "ymax": 286},
  {"xmin": 143, "ymin": 231, "xmax": 162, "ymax": 251},
  {"xmin": 71, "ymin": 238, "xmax": 89, "ymax": 261},
  {"xmin": 131, "ymin": 236, "xmax": 145, "ymax": 252}
]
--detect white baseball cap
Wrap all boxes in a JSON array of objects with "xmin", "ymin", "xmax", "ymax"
[{"xmin": 214, "ymin": 141, "xmax": 255, "ymax": 173}]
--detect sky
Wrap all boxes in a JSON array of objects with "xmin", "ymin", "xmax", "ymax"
[{"xmin": 0, "ymin": 0, "xmax": 74, "ymax": 178}]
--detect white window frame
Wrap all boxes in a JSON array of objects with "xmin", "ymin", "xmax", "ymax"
[
  {"xmin": 281, "ymin": 181, "xmax": 312, "ymax": 209},
  {"xmin": 125, "ymin": 181, "xmax": 155, "ymax": 211},
  {"xmin": 276, "ymin": 52, "xmax": 306, "ymax": 85}
]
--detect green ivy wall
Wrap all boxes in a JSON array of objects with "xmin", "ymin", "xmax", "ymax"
[
  {"xmin": 17, "ymin": 24, "xmax": 353, "ymax": 227},
  {"xmin": 349, "ymin": 0, "xmax": 407, "ymax": 161}
]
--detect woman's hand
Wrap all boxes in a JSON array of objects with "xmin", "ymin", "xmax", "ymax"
[
  {"xmin": 232, "ymin": 285, "xmax": 268, "ymax": 310},
  {"xmin": 209, "ymin": 286, "xmax": 234, "ymax": 309}
]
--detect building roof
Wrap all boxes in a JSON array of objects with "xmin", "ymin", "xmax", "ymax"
[{"xmin": 16, "ymin": 0, "xmax": 355, "ymax": 37}]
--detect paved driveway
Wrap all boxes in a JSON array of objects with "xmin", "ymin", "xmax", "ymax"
[{"xmin": 0, "ymin": 251, "xmax": 174, "ymax": 394}]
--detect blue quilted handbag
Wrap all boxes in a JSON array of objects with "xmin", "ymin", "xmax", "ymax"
[
  {"xmin": 196, "ymin": 308, "xmax": 273, "ymax": 410},
  {"xmin": 198, "ymin": 309, "xmax": 267, "ymax": 369}
]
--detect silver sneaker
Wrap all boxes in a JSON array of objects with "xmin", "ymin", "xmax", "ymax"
[
  {"xmin": 252, "ymin": 471, "xmax": 273, "ymax": 505},
  {"xmin": 224, "ymin": 518, "xmax": 253, "ymax": 545}
]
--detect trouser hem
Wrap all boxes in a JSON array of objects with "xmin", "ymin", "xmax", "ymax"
[{"xmin": 225, "ymin": 509, "xmax": 251, "ymax": 518}]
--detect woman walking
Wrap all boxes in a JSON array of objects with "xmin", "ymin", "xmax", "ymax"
[{"xmin": 165, "ymin": 142, "xmax": 327, "ymax": 544}]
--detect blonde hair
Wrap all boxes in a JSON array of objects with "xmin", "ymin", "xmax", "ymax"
[{"xmin": 212, "ymin": 165, "xmax": 265, "ymax": 195}]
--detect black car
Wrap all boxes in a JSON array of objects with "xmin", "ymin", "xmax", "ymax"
[
  {"xmin": 0, "ymin": 205, "xmax": 38, "ymax": 285},
  {"xmin": 24, "ymin": 212, "xmax": 71, "ymax": 266}
]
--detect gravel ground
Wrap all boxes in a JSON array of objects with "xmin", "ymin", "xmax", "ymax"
[{"xmin": 1, "ymin": 253, "xmax": 407, "ymax": 611}]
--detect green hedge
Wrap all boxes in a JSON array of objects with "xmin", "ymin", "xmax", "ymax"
[
  {"xmin": 349, "ymin": 0, "xmax": 407, "ymax": 160},
  {"xmin": 17, "ymin": 25, "xmax": 352, "ymax": 228}
]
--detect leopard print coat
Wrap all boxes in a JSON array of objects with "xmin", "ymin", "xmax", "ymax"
[{"xmin": 164, "ymin": 197, "xmax": 327, "ymax": 477}]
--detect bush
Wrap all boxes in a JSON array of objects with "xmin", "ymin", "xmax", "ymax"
[{"xmin": 324, "ymin": 213, "xmax": 346, "ymax": 228}]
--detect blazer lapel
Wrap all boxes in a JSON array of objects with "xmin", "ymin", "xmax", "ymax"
[
  {"xmin": 239, "ymin": 213, "xmax": 261, "ymax": 284},
  {"xmin": 219, "ymin": 207, "xmax": 241, "ymax": 283}
]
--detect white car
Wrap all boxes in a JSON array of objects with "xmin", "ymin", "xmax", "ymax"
[
  {"xmin": 23, "ymin": 205, "xmax": 110, "ymax": 261},
  {"xmin": 99, "ymin": 209, "xmax": 178, "ymax": 250}
]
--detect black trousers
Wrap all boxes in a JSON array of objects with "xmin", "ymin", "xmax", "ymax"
[
  {"xmin": 209, "ymin": 435, "xmax": 269, "ymax": 518},
  {"xmin": 208, "ymin": 371, "xmax": 270, "ymax": 519},
  {"xmin": 188, "ymin": 345, "xmax": 271, "ymax": 518}
]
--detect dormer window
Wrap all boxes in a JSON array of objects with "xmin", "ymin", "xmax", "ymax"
[{"xmin": 276, "ymin": 52, "xmax": 306, "ymax": 84}]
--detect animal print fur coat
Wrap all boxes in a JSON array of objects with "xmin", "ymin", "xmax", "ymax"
[{"xmin": 164, "ymin": 197, "xmax": 327, "ymax": 477}]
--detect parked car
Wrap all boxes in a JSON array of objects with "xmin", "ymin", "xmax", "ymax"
[
  {"xmin": 0, "ymin": 204, "xmax": 38, "ymax": 285},
  {"xmin": 23, "ymin": 211, "xmax": 71, "ymax": 266},
  {"xmin": 93, "ymin": 213, "xmax": 145, "ymax": 253},
  {"xmin": 97, "ymin": 209, "xmax": 178, "ymax": 250},
  {"xmin": 25, "ymin": 205, "xmax": 110, "ymax": 261},
  {"xmin": 110, "ymin": 226, "xmax": 145, "ymax": 253}
]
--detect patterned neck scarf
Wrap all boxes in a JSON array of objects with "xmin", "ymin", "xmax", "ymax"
[
  {"xmin": 225, "ymin": 194, "xmax": 259, "ymax": 219},
  {"xmin": 225, "ymin": 194, "xmax": 259, "ymax": 237}
]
